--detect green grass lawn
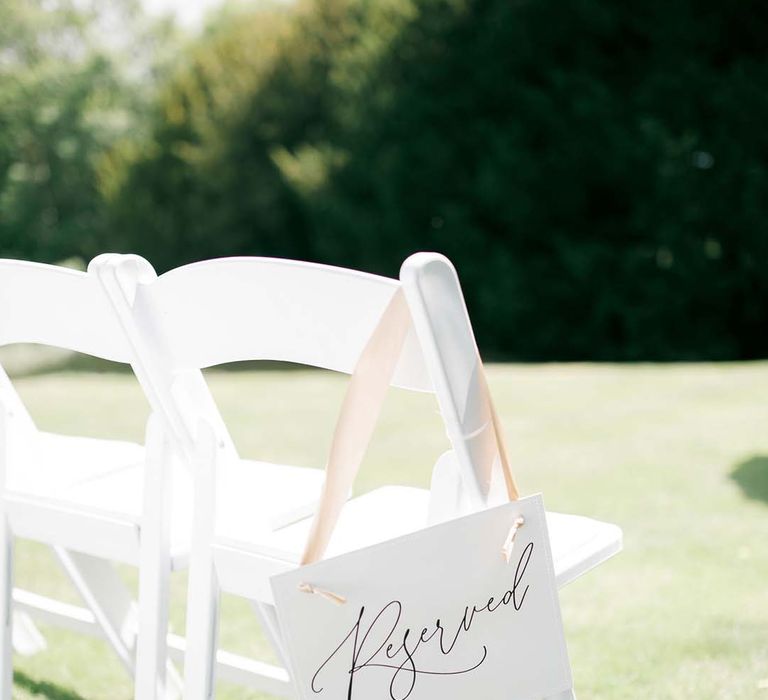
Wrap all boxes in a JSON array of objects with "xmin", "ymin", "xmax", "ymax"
[{"xmin": 7, "ymin": 362, "xmax": 768, "ymax": 699}]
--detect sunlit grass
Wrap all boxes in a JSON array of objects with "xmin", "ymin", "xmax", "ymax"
[{"xmin": 9, "ymin": 362, "xmax": 768, "ymax": 699}]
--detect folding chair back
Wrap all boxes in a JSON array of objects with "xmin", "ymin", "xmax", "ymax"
[
  {"xmin": 94, "ymin": 251, "xmax": 520, "ymax": 542},
  {"xmin": 139, "ymin": 258, "xmax": 428, "ymax": 381},
  {"xmin": 92, "ymin": 255, "xmax": 434, "ymax": 466},
  {"xmin": 0, "ymin": 259, "xmax": 137, "ymax": 485},
  {"xmin": 93, "ymin": 253, "xmax": 507, "ymax": 507},
  {"xmin": 0, "ymin": 260, "xmax": 128, "ymax": 359},
  {"xmin": 0, "ymin": 260, "xmax": 130, "ymax": 438},
  {"xmin": 93, "ymin": 254, "xmax": 522, "ymax": 555}
]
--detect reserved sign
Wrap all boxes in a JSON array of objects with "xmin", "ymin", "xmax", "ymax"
[{"xmin": 272, "ymin": 494, "xmax": 572, "ymax": 700}]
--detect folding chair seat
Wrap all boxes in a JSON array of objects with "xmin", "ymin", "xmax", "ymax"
[
  {"xmin": 96, "ymin": 252, "xmax": 621, "ymax": 699},
  {"xmin": 11, "ymin": 430, "xmax": 617, "ymax": 589},
  {"xmin": 10, "ymin": 445, "xmax": 318, "ymax": 566},
  {"xmin": 6, "ymin": 430, "xmax": 144, "ymax": 500},
  {"xmin": 216, "ymin": 486, "xmax": 622, "ymax": 593},
  {"xmin": 3, "ymin": 429, "xmax": 161, "ymax": 565}
]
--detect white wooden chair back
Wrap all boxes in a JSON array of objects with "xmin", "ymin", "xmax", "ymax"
[
  {"xmin": 0, "ymin": 260, "xmax": 129, "ymax": 359},
  {"xmin": 91, "ymin": 256, "xmax": 429, "ymax": 457},
  {"xmin": 0, "ymin": 259, "xmax": 132, "ymax": 439},
  {"xmin": 140, "ymin": 259, "xmax": 428, "ymax": 382},
  {"xmin": 92, "ymin": 253, "xmax": 508, "ymax": 523}
]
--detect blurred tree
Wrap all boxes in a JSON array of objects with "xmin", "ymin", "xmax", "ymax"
[
  {"xmin": 0, "ymin": 0, "xmax": 174, "ymax": 263},
  {"xmin": 293, "ymin": 0, "xmax": 768, "ymax": 359},
  {"xmin": 108, "ymin": 0, "xmax": 768, "ymax": 360},
  {"xmin": 103, "ymin": 3, "xmax": 303, "ymax": 269},
  {"xmin": 103, "ymin": 0, "xmax": 419, "ymax": 271}
]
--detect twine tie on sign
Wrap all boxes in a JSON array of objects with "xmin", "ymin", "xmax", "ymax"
[
  {"xmin": 298, "ymin": 582, "xmax": 347, "ymax": 606},
  {"xmin": 501, "ymin": 516, "xmax": 525, "ymax": 563}
]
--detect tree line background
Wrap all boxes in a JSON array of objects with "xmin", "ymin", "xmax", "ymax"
[{"xmin": 2, "ymin": 0, "xmax": 767, "ymax": 360}]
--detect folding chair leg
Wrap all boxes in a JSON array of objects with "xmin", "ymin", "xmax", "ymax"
[
  {"xmin": 136, "ymin": 414, "xmax": 181, "ymax": 700},
  {"xmin": 0, "ymin": 405, "xmax": 15, "ymax": 699},
  {"xmin": 184, "ymin": 422, "xmax": 220, "ymax": 700},
  {"xmin": 0, "ymin": 515, "xmax": 13, "ymax": 700},
  {"xmin": 54, "ymin": 548, "xmax": 136, "ymax": 675},
  {"xmin": 249, "ymin": 601, "xmax": 290, "ymax": 670},
  {"xmin": 184, "ymin": 555, "xmax": 219, "ymax": 700},
  {"xmin": 11, "ymin": 611, "xmax": 46, "ymax": 657}
]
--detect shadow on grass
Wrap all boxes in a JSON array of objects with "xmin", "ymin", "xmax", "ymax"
[
  {"xmin": 13, "ymin": 670, "xmax": 86, "ymax": 700},
  {"xmin": 731, "ymin": 455, "xmax": 768, "ymax": 504}
]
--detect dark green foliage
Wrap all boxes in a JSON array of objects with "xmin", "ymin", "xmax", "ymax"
[
  {"xmin": 295, "ymin": 0, "xmax": 768, "ymax": 359},
  {"xmin": 10, "ymin": 0, "xmax": 768, "ymax": 359}
]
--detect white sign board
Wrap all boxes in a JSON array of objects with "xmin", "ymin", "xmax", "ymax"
[{"xmin": 272, "ymin": 494, "xmax": 572, "ymax": 700}]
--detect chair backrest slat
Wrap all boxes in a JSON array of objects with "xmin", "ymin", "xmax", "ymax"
[
  {"xmin": 0, "ymin": 260, "xmax": 128, "ymax": 362},
  {"xmin": 136, "ymin": 258, "xmax": 431, "ymax": 390}
]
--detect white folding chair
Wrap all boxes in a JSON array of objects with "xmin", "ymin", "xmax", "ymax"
[
  {"xmin": 95, "ymin": 252, "xmax": 621, "ymax": 699},
  {"xmin": 0, "ymin": 258, "xmax": 186, "ymax": 699},
  {"xmin": 89, "ymin": 253, "xmax": 330, "ymax": 689}
]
